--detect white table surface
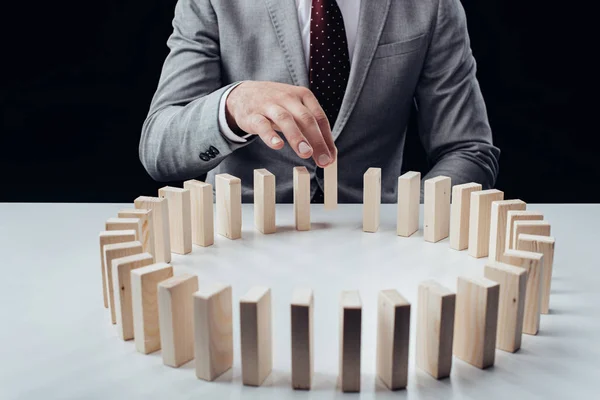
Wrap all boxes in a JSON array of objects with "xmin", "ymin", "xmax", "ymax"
[{"xmin": 1, "ymin": 203, "xmax": 598, "ymax": 399}]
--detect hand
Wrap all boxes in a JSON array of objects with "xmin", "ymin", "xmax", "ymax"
[{"xmin": 225, "ymin": 81, "xmax": 336, "ymax": 167}]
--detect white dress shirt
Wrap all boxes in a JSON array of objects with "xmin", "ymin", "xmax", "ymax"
[{"xmin": 218, "ymin": 0, "xmax": 361, "ymax": 143}]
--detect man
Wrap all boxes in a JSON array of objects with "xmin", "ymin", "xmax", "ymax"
[{"xmin": 140, "ymin": 0, "xmax": 500, "ymax": 203}]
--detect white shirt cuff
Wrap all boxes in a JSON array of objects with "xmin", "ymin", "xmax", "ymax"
[{"xmin": 218, "ymin": 82, "xmax": 253, "ymax": 143}]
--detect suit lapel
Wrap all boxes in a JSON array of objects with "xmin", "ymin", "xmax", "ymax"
[{"xmin": 264, "ymin": 0, "xmax": 309, "ymax": 88}]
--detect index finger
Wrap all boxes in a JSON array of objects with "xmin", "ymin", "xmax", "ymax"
[{"xmin": 301, "ymin": 92, "xmax": 337, "ymax": 162}]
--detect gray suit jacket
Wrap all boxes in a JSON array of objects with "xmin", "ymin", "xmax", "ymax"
[{"xmin": 140, "ymin": 0, "xmax": 500, "ymax": 202}]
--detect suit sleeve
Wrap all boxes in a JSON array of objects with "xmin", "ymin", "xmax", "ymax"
[
  {"xmin": 139, "ymin": 0, "xmax": 256, "ymax": 181},
  {"xmin": 415, "ymin": 0, "xmax": 500, "ymax": 191}
]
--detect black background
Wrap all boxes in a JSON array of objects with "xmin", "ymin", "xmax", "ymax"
[{"xmin": 1, "ymin": 1, "xmax": 591, "ymax": 203}]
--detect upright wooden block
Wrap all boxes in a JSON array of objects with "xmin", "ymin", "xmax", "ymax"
[
  {"xmin": 293, "ymin": 167, "xmax": 311, "ymax": 231},
  {"xmin": 396, "ymin": 171, "xmax": 421, "ymax": 237},
  {"xmin": 112, "ymin": 252, "xmax": 154, "ymax": 340},
  {"xmin": 215, "ymin": 174, "xmax": 242, "ymax": 239},
  {"xmin": 505, "ymin": 210, "xmax": 544, "ymax": 251},
  {"xmin": 291, "ymin": 288, "xmax": 314, "ymax": 390},
  {"xmin": 158, "ymin": 186, "xmax": 192, "ymax": 255},
  {"xmin": 488, "ymin": 200, "xmax": 526, "ymax": 263},
  {"xmin": 484, "ymin": 261, "xmax": 527, "ymax": 352},
  {"xmin": 240, "ymin": 286, "xmax": 272, "ymax": 386},
  {"xmin": 158, "ymin": 274, "xmax": 199, "ymax": 367},
  {"xmin": 339, "ymin": 290, "xmax": 362, "ymax": 392},
  {"xmin": 453, "ymin": 276, "xmax": 500, "ymax": 369},
  {"xmin": 99, "ymin": 230, "xmax": 137, "ymax": 308},
  {"xmin": 118, "ymin": 209, "xmax": 155, "ymax": 257},
  {"xmin": 134, "ymin": 196, "xmax": 171, "ymax": 263},
  {"xmin": 105, "ymin": 217, "xmax": 143, "ymax": 242},
  {"xmin": 424, "ymin": 176, "xmax": 451, "ymax": 243},
  {"xmin": 468, "ymin": 189, "xmax": 504, "ymax": 258},
  {"xmin": 376, "ymin": 290, "xmax": 410, "ymax": 390},
  {"xmin": 324, "ymin": 156, "xmax": 338, "ymax": 209},
  {"xmin": 131, "ymin": 262, "xmax": 174, "ymax": 354},
  {"xmin": 193, "ymin": 283, "xmax": 233, "ymax": 381},
  {"xmin": 254, "ymin": 169, "xmax": 276, "ymax": 234},
  {"xmin": 363, "ymin": 167, "xmax": 382, "ymax": 233},
  {"xmin": 517, "ymin": 234, "xmax": 555, "ymax": 314},
  {"xmin": 104, "ymin": 241, "xmax": 143, "ymax": 324},
  {"xmin": 512, "ymin": 220, "xmax": 551, "ymax": 249},
  {"xmin": 449, "ymin": 183, "xmax": 482, "ymax": 250},
  {"xmin": 183, "ymin": 179, "xmax": 214, "ymax": 247},
  {"xmin": 504, "ymin": 249, "xmax": 544, "ymax": 335},
  {"xmin": 416, "ymin": 280, "xmax": 456, "ymax": 379}
]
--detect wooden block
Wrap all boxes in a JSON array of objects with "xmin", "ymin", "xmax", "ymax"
[
  {"xmin": 99, "ymin": 230, "xmax": 137, "ymax": 308},
  {"xmin": 104, "ymin": 241, "xmax": 143, "ymax": 324},
  {"xmin": 183, "ymin": 180, "xmax": 214, "ymax": 247},
  {"xmin": 484, "ymin": 261, "xmax": 527, "ymax": 352},
  {"xmin": 517, "ymin": 234, "xmax": 555, "ymax": 314},
  {"xmin": 424, "ymin": 176, "xmax": 451, "ymax": 243},
  {"xmin": 254, "ymin": 169, "xmax": 276, "ymax": 234},
  {"xmin": 488, "ymin": 200, "xmax": 526, "ymax": 263},
  {"xmin": 453, "ymin": 276, "xmax": 500, "ymax": 369},
  {"xmin": 324, "ymin": 156, "xmax": 338, "ymax": 209},
  {"xmin": 291, "ymin": 288, "xmax": 314, "ymax": 390},
  {"xmin": 339, "ymin": 290, "xmax": 362, "ymax": 392},
  {"xmin": 111, "ymin": 252, "xmax": 154, "ymax": 340},
  {"xmin": 363, "ymin": 167, "xmax": 382, "ymax": 233},
  {"xmin": 396, "ymin": 171, "xmax": 421, "ymax": 237},
  {"xmin": 504, "ymin": 249, "xmax": 544, "ymax": 335},
  {"xmin": 449, "ymin": 182, "xmax": 482, "ymax": 250},
  {"xmin": 376, "ymin": 290, "xmax": 410, "ymax": 390},
  {"xmin": 215, "ymin": 173, "xmax": 242, "ymax": 239},
  {"xmin": 468, "ymin": 189, "xmax": 504, "ymax": 258},
  {"xmin": 118, "ymin": 209, "xmax": 155, "ymax": 257},
  {"xmin": 105, "ymin": 217, "xmax": 143, "ymax": 241},
  {"xmin": 158, "ymin": 186, "xmax": 192, "ymax": 255},
  {"xmin": 505, "ymin": 210, "xmax": 544, "ymax": 251},
  {"xmin": 193, "ymin": 283, "xmax": 233, "ymax": 381},
  {"xmin": 416, "ymin": 280, "xmax": 456, "ymax": 379},
  {"xmin": 240, "ymin": 286, "xmax": 272, "ymax": 386},
  {"xmin": 158, "ymin": 274, "xmax": 199, "ymax": 367},
  {"xmin": 131, "ymin": 262, "xmax": 174, "ymax": 354},
  {"xmin": 293, "ymin": 166, "xmax": 311, "ymax": 231},
  {"xmin": 134, "ymin": 196, "xmax": 171, "ymax": 263},
  {"xmin": 512, "ymin": 220, "xmax": 551, "ymax": 250}
]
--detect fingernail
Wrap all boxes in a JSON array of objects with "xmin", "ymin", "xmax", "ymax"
[
  {"xmin": 298, "ymin": 141, "xmax": 312, "ymax": 154},
  {"xmin": 318, "ymin": 154, "xmax": 331, "ymax": 166},
  {"xmin": 271, "ymin": 136, "xmax": 282, "ymax": 145}
]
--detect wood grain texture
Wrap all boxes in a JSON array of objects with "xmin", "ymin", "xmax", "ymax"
[
  {"xmin": 158, "ymin": 274, "xmax": 199, "ymax": 367},
  {"xmin": 453, "ymin": 276, "xmax": 500, "ymax": 369},
  {"xmin": 363, "ymin": 167, "xmax": 382, "ymax": 233},
  {"xmin": 158, "ymin": 186, "xmax": 192, "ymax": 255},
  {"xmin": 112, "ymin": 252, "xmax": 154, "ymax": 340},
  {"xmin": 105, "ymin": 217, "xmax": 143, "ymax": 242},
  {"xmin": 131, "ymin": 262, "xmax": 174, "ymax": 354},
  {"xmin": 449, "ymin": 182, "xmax": 482, "ymax": 250},
  {"xmin": 324, "ymin": 156, "xmax": 338, "ymax": 210},
  {"xmin": 118, "ymin": 209, "xmax": 155, "ymax": 257},
  {"xmin": 293, "ymin": 167, "xmax": 311, "ymax": 231},
  {"xmin": 488, "ymin": 200, "xmax": 526, "ymax": 263},
  {"xmin": 424, "ymin": 176, "xmax": 451, "ymax": 243},
  {"xmin": 396, "ymin": 171, "xmax": 421, "ymax": 237},
  {"xmin": 484, "ymin": 261, "xmax": 527, "ymax": 352},
  {"xmin": 253, "ymin": 169, "xmax": 276, "ymax": 234},
  {"xmin": 512, "ymin": 220, "xmax": 551, "ymax": 249},
  {"xmin": 376, "ymin": 290, "xmax": 410, "ymax": 390},
  {"xmin": 468, "ymin": 189, "xmax": 505, "ymax": 258},
  {"xmin": 240, "ymin": 286, "xmax": 272, "ymax": 386},
  {"xmin": 291, "ymin": 288, "xmax": 314, "ymax": 390},
  {"xmin": 99, "ymin": 230, "xmax": 137, "ymax": 308},
  {"xmin": 183, "ymin": 180, "xmax": 214, "ymax": 247},
  {"xmin": 416, "ymin": 280, "xmax": 456, "ymax": 379},
  {"xmin": 517, "ymin": 234, "xmax": 556, "ymax": 314},
  {"xmin": 215, "ymin": 174, "xmax": 242, "ymax": 239},
  {"xmin": 134, "ymin": 196, "xmax": 171, "ymax": 263},
  {"xmin": 104, "ymin": 241, "xmax": 143, "ymax": 324},
  {"xmin": 193, "ymin": 283, "xmax": 233, "ymax": 381},
  {"xmin": 339, "ymin": 290, "xmax": 362, "ymax": 392},
  {"xmin": 505, "ymin": 210, "xmax": 544, "ymax": 251}
]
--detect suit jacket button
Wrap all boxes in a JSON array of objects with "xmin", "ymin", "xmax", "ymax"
[
  {"xmin": 199, "ymin": 153, "xmax": 210, "ymax": 161},
  {"xmin": 209, "ymin": 145, "xmax": 220, "ymax": 155}
]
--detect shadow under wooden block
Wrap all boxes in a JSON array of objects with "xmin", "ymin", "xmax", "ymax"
[
  {"xmin": 424, "ymin": 176, "xmax": 451, "ymax": 243},
  {"xmin": 449, "ymin": 182, "xmax": 482, "ymax": 250},
  {"xmin": 376, "ymin": 290, "xmax": 410, "ymax": 390},
  {"xmin": 363, "ymin": 167, "xmax": 381, "ymax": 233},
  {"xmin": 158, "ymin": 186, "xmax": 192, "ymax": 255},
  {"xmin": 215, "ymin": 174, "xmax": 242, "ymax": 239},
  {"xmin": 293, "ymin": 167, "xmax": 311, "ymax": 231},
  {"xmin": 118, "ymin": 209, "xmax": 155, "ymax": 257},
  {"xmin": 397, "ymin": 171, "xmax": 421, "ymax": 237},
  {"xmin": 254, "ymin": 169, "xmax": 276, "ymax": 234},
  {"xmin": 131, "ymin": 262, "xmax": 174, "ymax": 354},
  {"xmin": 488, "ymin": 200, "xmax": 526, "ymax": 262},
  {"xmin": 468, "ymin": 189, "xmax": 504, "ymax": 258},
  {"xmin": 517, "ymin": 234, "xmax": 556, "ymax": 314},
  {"xmin": 134, "ymin": 196, "xmax": 171, "ymax": 263},
  {"xmin": 104, "ymin": 241, "xmax": 143, "ymax": 324},
  {"xmin": 183, "ymin": 180, "xmax": 214, "ymax": 247},
  {"xmin": 416, "ymin": 280, "xmax": 455, "ymax": 379},
  {"xmin": 291, "ymin": 288, "xmax": 314, "ymax": 390},
  {"xmin": 99, "ymin": 230, "xmax": 137, "ymax": 309},
  {"xmin": 339, "ymin": 290, "xmax": 362, "ymax": 392},
  {"xmin": 240, "ymin": 286, "xmax": 272, "ymax": 386},
  {"xmin": 505, "ymin": 210, "xmax": 544, "ymax": 253}
]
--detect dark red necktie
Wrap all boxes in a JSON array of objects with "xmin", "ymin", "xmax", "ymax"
[{"xmin": 309, "ymin": 0, "xmax": 351, "ymax": 128}]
